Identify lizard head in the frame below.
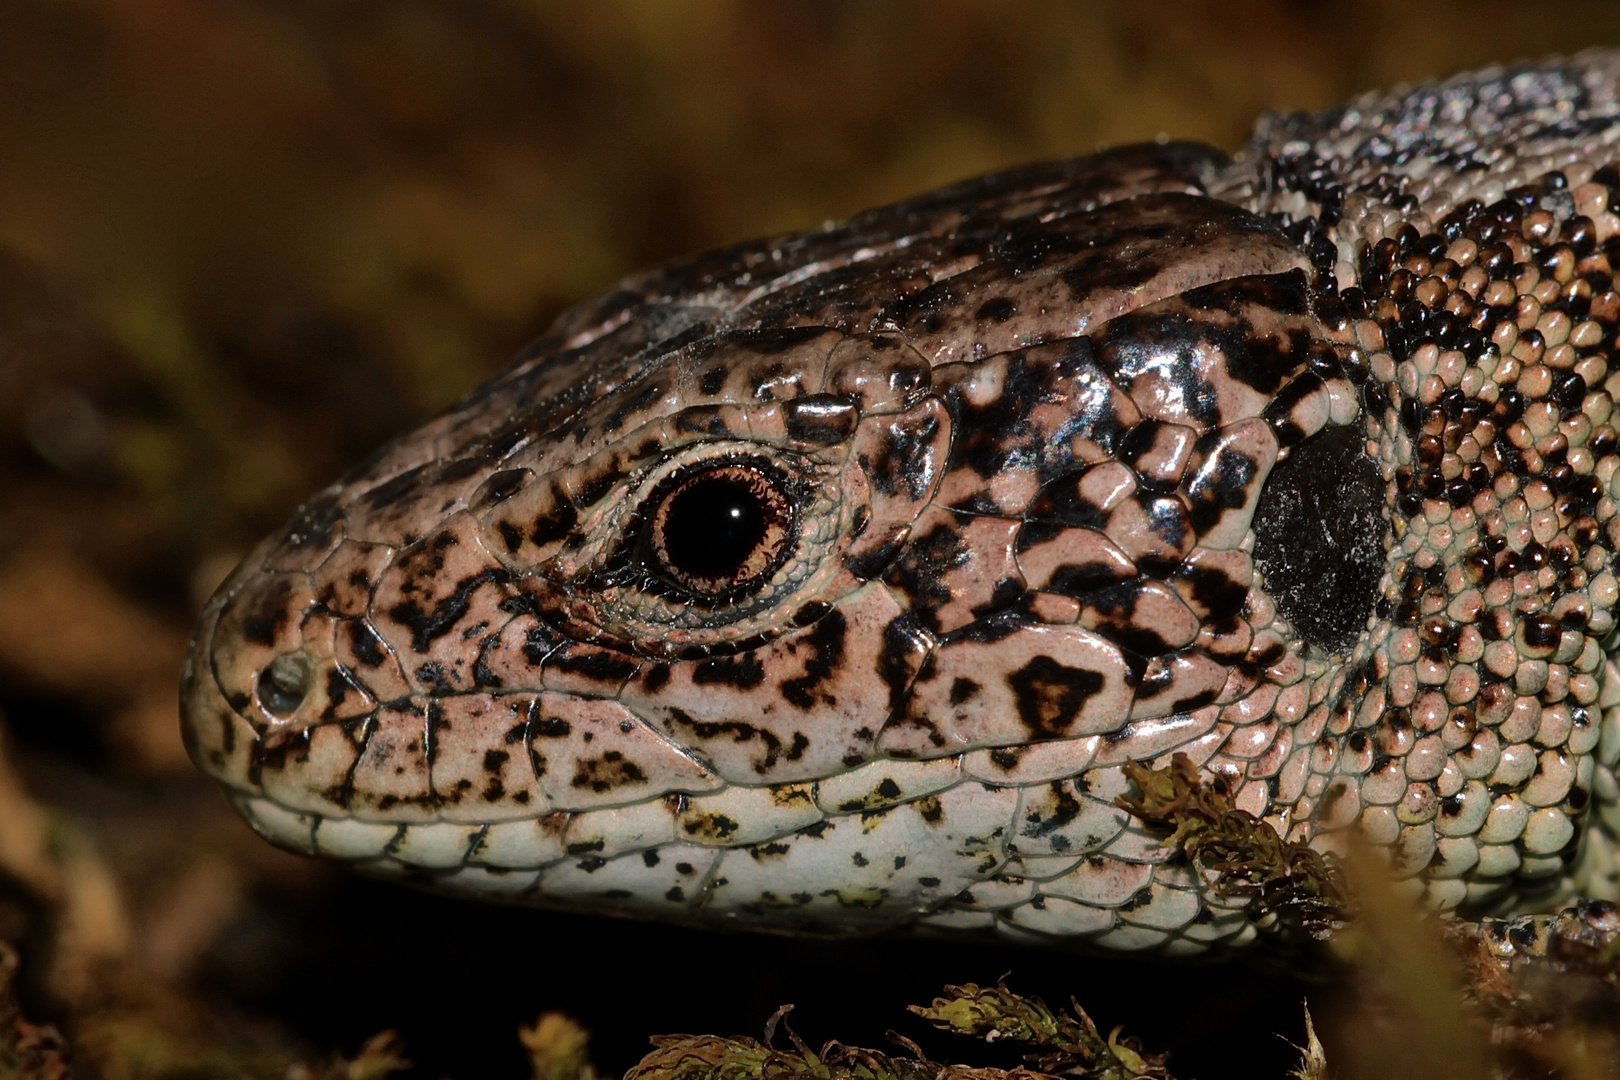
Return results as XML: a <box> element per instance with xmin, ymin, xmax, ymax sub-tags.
<box><xmin>183</xmin><ymin>56</ymin><xmax>1620</xmax><ymax>947</ymax></box>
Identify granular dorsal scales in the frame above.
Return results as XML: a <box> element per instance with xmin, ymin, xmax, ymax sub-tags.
<box><xmin>183</xmin><ymin>52</ymin><xmax>1620</xmax><ymax>954</ymax></box>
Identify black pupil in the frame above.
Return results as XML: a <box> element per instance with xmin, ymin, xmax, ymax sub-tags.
<box><xmin>662</xmin><ymin>475</ymin><xmax>767</xmax><ymax>582</ymax></box>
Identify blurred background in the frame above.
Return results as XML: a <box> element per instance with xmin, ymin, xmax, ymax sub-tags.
<box><xmin>3</xmin><ymin>2</ymin><xmax>1620</xmax><ymax>1078</ymax></box>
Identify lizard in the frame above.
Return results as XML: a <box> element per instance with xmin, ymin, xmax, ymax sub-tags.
<box><xmin>181</xmin><ymin>49</ymin><xmax>1620</xmax><ymax>958</ymax></box>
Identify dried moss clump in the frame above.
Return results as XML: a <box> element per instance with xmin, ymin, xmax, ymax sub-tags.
<box><xmin>283</xmin><ymin>1032</ymin><xmax>410</xmax><ymax>1080</ymax></box>
<box><xmin>0</xmin><ymin>943</ymin><xmax>70</xmax><ymax>1080</ymax></box>
<box><xmin>523</xmin><ymin>1014</ymin><xmax>601</xmax><ymax>1080</ymax></box>
<box><xmin>1446</xmin><ymin>903</ymin><xmax>1620</xmax><ymax>1077</ymax></box>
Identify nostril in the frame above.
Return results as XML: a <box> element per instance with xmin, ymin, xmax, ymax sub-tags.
<box><xmin>256</xmin><ymin>653</ymin><xmax>311</xmax><ymax>717</ymax></box>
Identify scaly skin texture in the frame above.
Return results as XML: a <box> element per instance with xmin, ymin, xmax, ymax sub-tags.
<box><xmin>184</xmin><ymin>52</ymin><xmax>1620</xmax><ymax>955</ymax></box>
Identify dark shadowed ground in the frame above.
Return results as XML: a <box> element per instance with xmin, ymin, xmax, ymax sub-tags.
<box><xmin>1</xmin><ymin>4</ymin><xmax>1618</xmax><ymax>1078</ymax></box>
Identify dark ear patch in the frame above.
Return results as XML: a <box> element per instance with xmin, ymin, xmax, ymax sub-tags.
<box><xmin>1252</xmin><ymin>423</ymin><xmax>1386</xmax><ymax>656</ymax></box>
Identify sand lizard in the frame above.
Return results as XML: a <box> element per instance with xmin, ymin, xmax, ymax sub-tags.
<box><xmin>183</xmin><ymin>51</ymin><xmax>1620</xmax><ymax>956</ymax></box>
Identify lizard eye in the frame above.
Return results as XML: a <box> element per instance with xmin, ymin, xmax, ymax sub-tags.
<box><xmin>646</xmin><ymin>460</ymin><xmax>797</xmax><ymax>600</ymax></box>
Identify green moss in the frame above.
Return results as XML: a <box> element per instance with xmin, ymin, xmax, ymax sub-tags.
<box><xmin>1118</xmin><ymin>753</ymin><xmax>1350</xmax><ymax>940</ymax></box>
<box><xmin>624</xmin><ymin>1005</ymin><xmax>940</xmax><ymax>1080</ymax></box>
<box><xmin>621</xmin><ymin>984</ymin><xmax>1178</xmax><ymax>1080</ymax></box>
<box><xmin>910</xmin><ymin>982</ymin><xmax>1170</xmax><ymax>1080</ymax></box>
